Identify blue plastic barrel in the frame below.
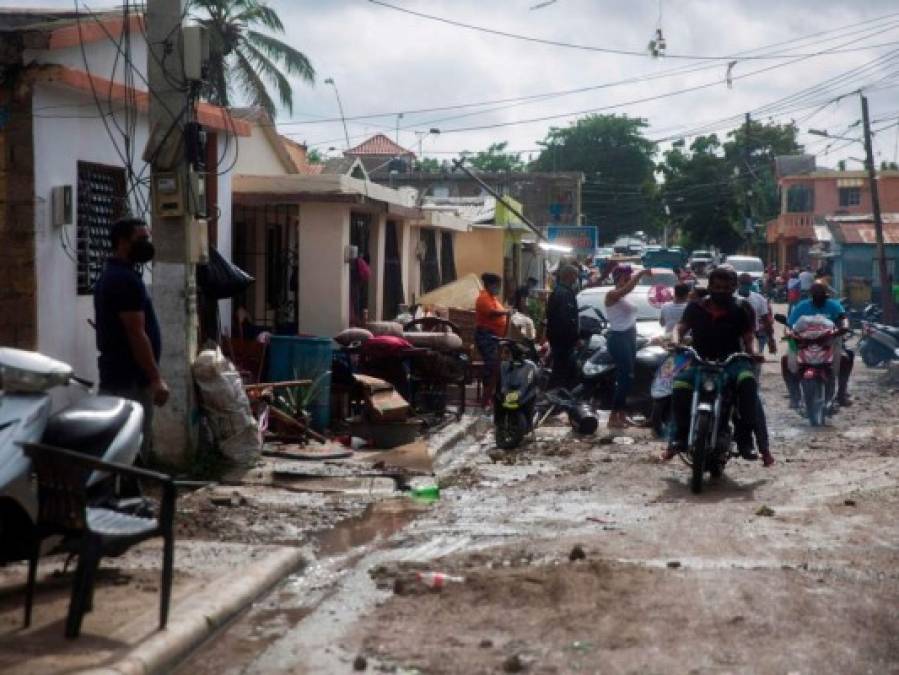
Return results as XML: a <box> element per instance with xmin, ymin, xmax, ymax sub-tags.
<box><xmin>267</xmin><ymin>336</ymin><xmax>333</xmax><ymax>431</ymax></box>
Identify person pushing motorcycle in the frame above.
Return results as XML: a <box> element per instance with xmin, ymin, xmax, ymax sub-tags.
<box><xmin>661</xmin><ymin>267</ymin><xmax>775</xmax><ymax>467</ymax></box>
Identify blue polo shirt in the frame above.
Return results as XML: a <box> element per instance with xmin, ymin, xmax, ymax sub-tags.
<box><xmin>787</xmin><ymin>298</ymin><xmax>846</xmax><ymax>327</ymax></box>
<box><xmin>93</xmin><ymin>258</ymin><xmax>161</xmax><ymax>388</ymax></box>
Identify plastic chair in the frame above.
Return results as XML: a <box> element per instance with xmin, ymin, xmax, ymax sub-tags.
<box><xmin>22</xmin><ymin>442</ymin><xmax>176</xmax><ymax>639</ymax></box>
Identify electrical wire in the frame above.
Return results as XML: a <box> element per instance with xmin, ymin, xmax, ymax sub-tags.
<box><xmin>368</xmin><ymin>0</ymin><xmax>899</xmax><ymax>61</ymax></box>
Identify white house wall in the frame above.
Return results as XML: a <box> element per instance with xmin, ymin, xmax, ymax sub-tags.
<box><xmin>25</xmin><ymin>32</ymin><xmax>149</xmax><ymax>87</ymax></box>
<box><xmin>232</xmin><ymin>125</ymin><xmax>290</xmax><ymax>175</ymax></box>
<box><xmin>297</xmin><ymin>202</ymin><xmax>350</xmax><ymax>337</ymax></box>
<box><xmin>31</xmin><ymin>83</ymin><xmax>151</xmax><ymax>383</ymax></box>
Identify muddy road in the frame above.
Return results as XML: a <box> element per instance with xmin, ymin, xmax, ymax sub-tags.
<box><xmin>177</xmin><ymin>352</ymin><xmax>899</xmax><ymax>674</ymax></box>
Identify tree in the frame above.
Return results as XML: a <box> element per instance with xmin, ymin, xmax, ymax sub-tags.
<box><xmin>417</xmin><ymin>157</ymin><xmax>442</xmax><ymax>173</ymax></box>
<box><xmin>190</xmin><ymin>0</ymin><xmax>315</xmax><ymax>118</ymax></box>
<box><xmin>460</xmin><ymin>142</ymin><xmax>525</xmax><ymax>172</ymax></box>
<box><xmin>532</xmin><ymin>115</ymin><xmax>659</xmax><ymax>240</ymax></box>
<box><xmin>306</xmin><ymin>148</ymin><xmax>323</xmax><ymax>164</ymax></box>
<box><xmin>659</xmin><ymin>135</ymin><xmax>743</xmax><ymax>252</ymax></box>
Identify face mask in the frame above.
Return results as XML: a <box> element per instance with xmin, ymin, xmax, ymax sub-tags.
<box><xmin>738</xmin><ymin>285</ymin><xmax>752</xmax><ymax>297</ymax></box>
<box><xmin>129</xmin><ymin>239</ymin><xmax>155</xmax><ymax>264</ymax></box>
<box><xmin>811</xmin><ymin>295</ymin><xmax>826</xmax><ymax>307</ymax></box>
<box><xmin>710</xmin><ymin>291</ymin><xmax>732</xmax><ymax>306</ymax></box>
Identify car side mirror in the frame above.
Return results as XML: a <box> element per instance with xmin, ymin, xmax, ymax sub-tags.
<box><xmin>774</xmin><ymin>313</ymin><xmax>787</xmax><ymax>325</ymax></box>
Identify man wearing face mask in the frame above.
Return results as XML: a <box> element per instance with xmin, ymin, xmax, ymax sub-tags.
<box><xmin>94</xmin><ymin>217</ymin><xmax>169</xmax><ymax>460</ymax></box>
<box><xmin>661</xmin><ymin>267</ymin><xmax>774</xmax><ymax>466</ymax></box>
<box><xmin>784</xmin><ymin>280</ymin><xmax>852</xmax><ymax>408</ymax></box>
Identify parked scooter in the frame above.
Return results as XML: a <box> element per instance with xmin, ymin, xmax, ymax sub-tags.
<box><xmin>780</xmin><ymin>315</ymin><xmax>846</xmax><ymax>426</ymax></box>
<box><xmin>494</xmin><ymin>339</ymin><xmax>540</xmax><ymax>450</ymax></box>
<box><xmin>858</xmin><ymin>320</ymin><xmax>899</xmax><ymax>367</ymax></box>
<box><xmin>0</xmin><ymin>348</ymin><xmax>144</xmax><ymax>563</ymax></box>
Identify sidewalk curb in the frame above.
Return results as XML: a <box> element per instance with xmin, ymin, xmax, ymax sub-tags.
<box><xmin>79</xmin><ymin>546</ymin><xmax>304</xmax><ymax>675</ymax></box>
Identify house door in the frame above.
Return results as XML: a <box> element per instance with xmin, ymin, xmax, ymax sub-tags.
<box><xmin>350</xmin><ymin>213</ymin><xmax>372</xmax><ymax>326</ymax></box>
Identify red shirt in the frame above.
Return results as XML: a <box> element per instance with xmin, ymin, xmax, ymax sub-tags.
<box><xmin>475</xmin><ymin>290</ymin><xmax>508</xmax><ymax>337</ymax></box>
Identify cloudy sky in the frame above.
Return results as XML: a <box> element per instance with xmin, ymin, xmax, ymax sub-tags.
<box><xmin>7</xmin><ymin>0</ymin><xmax>899</xmax><ymax>167</ymax></box>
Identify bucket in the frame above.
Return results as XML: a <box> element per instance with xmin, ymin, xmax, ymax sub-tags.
<box><xmin>267</xmin><ymin>336</ymin><xmax>333</xmax><ymax>431</ymax></box>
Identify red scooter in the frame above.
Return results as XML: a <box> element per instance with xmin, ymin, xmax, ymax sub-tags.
<box><xmin>781</xmin><ymin>315</ymin><xmax>846</xmax><ymax>427</ymax></box>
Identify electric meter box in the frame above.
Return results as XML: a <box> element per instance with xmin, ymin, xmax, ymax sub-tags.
<box><xmin>51</xmin><ymin>185</ymin><xmax>73</xmax><ymax>226</ymax></box>
<box><xmin>152</xmin><ymin>172</ymin><xmax>184</xmax><ymax>218</ymax></box>
<box><xmin>182</xmin><ymin>24</ymin><xmax>210</xmax><ymax>82</ymax></box>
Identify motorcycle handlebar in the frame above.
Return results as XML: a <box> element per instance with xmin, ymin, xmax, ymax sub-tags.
<box><xmin>675</xmin><ymin>346</ymin><xmax>757</xmax><ymax>367</ymax></box>
<box><xmin>71</xmin><ymin>375</ymin><xmax>94</xmax><ymax>388</ymax></box>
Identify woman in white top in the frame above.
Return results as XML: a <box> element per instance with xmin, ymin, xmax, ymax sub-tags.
<box><xmin>604</xmin><ymin>264</ymin><xmax>652</xmax><ymax>428</ymax></box>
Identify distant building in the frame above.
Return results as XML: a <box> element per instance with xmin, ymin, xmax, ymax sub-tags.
<box><xmin>765</xmin><ymin>155</ymin><xmax>899</xmax><ymax>270</ymax></box>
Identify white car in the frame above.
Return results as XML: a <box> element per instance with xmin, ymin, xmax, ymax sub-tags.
<box><xmin>723</xmin><ymin>255</ymin><xmax>765</xmax><ymax>283</ymax></box>
<box><xmin>577</xmin><ymin>268</ymin><xmax>678</xmax><ymax>338</ymax></box>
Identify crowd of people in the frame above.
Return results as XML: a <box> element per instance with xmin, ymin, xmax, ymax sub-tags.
<box><xmin>472</xmin><ymin>256</ymin><xmax>855</xmax><ymax>471</ymax></box>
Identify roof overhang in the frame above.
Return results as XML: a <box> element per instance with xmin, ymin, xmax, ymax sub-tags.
<box><xmin>233</xmin><ymin>173</ymin><xmax>421</xmax><ymax>217</ymax></box>
<box><xmin>26</xmin><ymin>64</ymin><xmax>251</xmax><ymax>136</ymax></box>
<box><xmin>409</xmin><ymin>208</ymin><xmax>471</xmax><ymax>232</ymax></box>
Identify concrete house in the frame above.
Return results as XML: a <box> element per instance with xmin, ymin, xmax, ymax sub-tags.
<box><xmin>229</xmin><ymin>122</ymin><xmax>469</xmax><ymax>338</ymax></box>
<box><xmin>0</xmin><ymin>9</ymin><xmax>246</xmax><ymax>381</ymax></box>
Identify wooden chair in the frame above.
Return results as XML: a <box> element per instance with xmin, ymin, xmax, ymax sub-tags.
<box><xmin>22</xmin><ymin>443</ymin><xmax>177</xmax><ymax>639</ymax></box>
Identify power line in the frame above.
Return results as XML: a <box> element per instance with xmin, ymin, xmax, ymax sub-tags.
<box><xmin>368</xmin><ymin>0</ymin><xmax>899</xmax><ymax>61</ymax></box>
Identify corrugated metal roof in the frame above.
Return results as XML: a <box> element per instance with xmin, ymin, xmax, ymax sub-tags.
<box><xmin>345</xmin><ymin>133</ymin><xmax>415</xmax><ymax>157</ymax></box>
<box><xmin>829</xmin><ymin>221</ymin><xmax>899</xmax><ymax>245</ymax></box>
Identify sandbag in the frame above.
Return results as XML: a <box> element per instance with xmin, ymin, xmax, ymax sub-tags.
<box><xmin>192</xmin><ymin>348</ymin><xmax>261</xmax><ymax>465</ymax></box>
<box><xmin>197</xmin><ymin>246</ymin><xmax>254</xmax><ymax>300</ymax></box>
<box><xmin>334</xmin><ymin>327</ymin><xmax>373</xmax><ymax>346</ymax></box>
<box><xmin>367</xmin><ymin>321</ymin><xmax>404</xmax><ymax>337</ymax></box>
<box><xmin>402</xmin><ymin>331</ymin><xmax>464</xmax><ymax>352</ymax></box>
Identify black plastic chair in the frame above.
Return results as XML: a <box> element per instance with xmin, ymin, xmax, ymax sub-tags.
<box><xmin>22</xmin><ymin>442</ymin><xmax>176</xmax><ymax>639</ymax></box>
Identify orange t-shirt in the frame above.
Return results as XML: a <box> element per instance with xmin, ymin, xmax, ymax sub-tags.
<box><xmin>475</xmin><ymin>289</ymin><xmax>508</xmax><ymax>337</ymax></box>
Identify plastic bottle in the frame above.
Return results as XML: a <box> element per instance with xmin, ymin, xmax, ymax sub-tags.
<box><xmin>417</xmin><ymin>571</ymin><xmax>465</xmax><ymax>589</ymax></box>
<box><xmin>410</xmin><ymin>484</ymin><xmax>440</xmax><ymax>502</ymax></box>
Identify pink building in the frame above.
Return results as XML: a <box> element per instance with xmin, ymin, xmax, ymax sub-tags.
<box><xmin>766</xmin><ymin>168</ymin><xmax>899</xmax><ymax>269</ymax></box>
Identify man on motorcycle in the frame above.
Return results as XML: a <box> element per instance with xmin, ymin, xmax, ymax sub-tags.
<box><xmin>783</xmin><ymin>281</ymin><xmax>853</xmax><ymax>408</ymax></box>
<box><xmin>661</xmin><ymin>267</ymin><xmax>774</xmax><ymax>467</ymax></box>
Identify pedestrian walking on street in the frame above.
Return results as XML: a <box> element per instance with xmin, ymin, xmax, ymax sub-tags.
<box><xmin>546</xmin><ymin>264</ymin><xmax>580</xmax><ymax>389</ymax></box>
<box><xmin>93</xmin><ymin>217</ymin><xmax>169</xmax><ymax>461</ymax></box>
<box><xmin>475</xmin><ymin>273</ymin><xmax>511</xmax><ymax>409</ymax></box>
<box><xmin>604</xmin><ymin>264</ymin><xmax>652</xmax><ymax>428</ymax></box>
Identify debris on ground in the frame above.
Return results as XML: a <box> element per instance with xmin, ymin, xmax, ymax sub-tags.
<box><xmin>353</xmin><ymin>654</ymin><xmax>368</xmax><ymax>671</ymax></box>
<box><xmin>568</xmin><ymin>544</ymin><xmax>586</xmax><ymax>561</ymax></box>
<box><xmin>755</xmin><ymin>505</ymin><xmax>776</xmax><ymax>517</ymax></box>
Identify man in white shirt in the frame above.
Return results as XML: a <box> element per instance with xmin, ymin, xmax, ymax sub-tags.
<box><xmin>737</xmin><ymin>273</ymin><xmax>776</xmax><ymax>354</ymax></box>
<box><xmin>659</xmin><ymin>283</ymin><xmax>690</xmax><ymax>336</ymax></box>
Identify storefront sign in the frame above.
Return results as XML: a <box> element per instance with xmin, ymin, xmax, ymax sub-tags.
<box><xmin>544</xmin><ymin>226</ymin><xmax>598</xmax><ymax>257</ymax></box>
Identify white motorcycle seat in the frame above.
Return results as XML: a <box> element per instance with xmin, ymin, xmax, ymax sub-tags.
<box><xmin>41</xmin><ymin>396</ymin><xmax>136</xmax><ymax>458</ymax></box>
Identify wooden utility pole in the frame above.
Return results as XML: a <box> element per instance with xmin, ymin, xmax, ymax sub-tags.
<box><xmin>860</xmin><ymin>92</ymin><xmax>896</xmax><ymax>324</ymax></box>
<box><xmin>743</xmin><ymin>112</ymin><xmax>754</xmax><ymax>256</ymax></box>
<box><xmin>147</xmin><ymin>0</ymin><xmax>198</xmax><ymax>464</ymax></box>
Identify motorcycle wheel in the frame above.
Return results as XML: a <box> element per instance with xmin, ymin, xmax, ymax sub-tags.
<box><xmin>690</xmin><ymin>410</ymin><xmax>712</xmax><ymax>495</ymax></box>
<box><xmin>801</xmin><ymin>378</ymin><xmax>825</xmax><ymax>426</ymax></box>
<box><xmin>495</xmin><ymin>410</ymin><xmax>526</xmax><ymax>450</ymax></box>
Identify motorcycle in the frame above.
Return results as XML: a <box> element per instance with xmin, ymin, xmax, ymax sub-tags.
<box><xmin>783</xmin><ymin>315</ymin><xmax>845</xmax><ymax>426</ymax></box>
<box><xmin>676</xmin><ymin>346</ymin><xmax>752</xmax><ymax>494</ymax></box>
<box><xmin>858</xmin><ymin>320</ymin><xmax>899</xmax><ymax>367</ymax></box>
<box><xmin>0</xmin><ymin>347</ymin><xmax>144</xmax><ymax>563</ymax></box>
<box><xmin>494</xmin><ymin>339</ymin><xmax>540</xmax><ymax>450</ymax></box>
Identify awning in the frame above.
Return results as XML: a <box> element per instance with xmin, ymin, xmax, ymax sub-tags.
<box><xmin>233</xmin><ymin>173</ymin><xmax>420</xmax><ymax>217</ymax></box>
<box><xmin>411</xmin><ymin>208</ymin><xmax>471</xmax><ymax>232</ymax></box>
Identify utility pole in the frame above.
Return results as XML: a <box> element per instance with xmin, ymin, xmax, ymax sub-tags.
<box><xmin>743</xmin><ymin>112</ymin><xmax>754</xmax><ymax>256</ymax></box>
<box><xmin>147</xmin><ymin>0</ymin><xmax>198</xmax><ymax>465</ymax></box>
<box><xmin>860</xmin><ymin>92</ymin><xmax>896</xmax><ymax>324</ymax></box>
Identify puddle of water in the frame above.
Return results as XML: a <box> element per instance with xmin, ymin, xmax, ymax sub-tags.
<box><xmin>314</xmin><ymin>498</ymin><xmax>430</xmax><ymax>556</ymax></box>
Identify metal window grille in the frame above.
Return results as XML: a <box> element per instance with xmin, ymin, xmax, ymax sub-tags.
<box><xmin>76</xmin><ymin>162</ymin><xmax>127</xmax><ymax>294</ymax></box>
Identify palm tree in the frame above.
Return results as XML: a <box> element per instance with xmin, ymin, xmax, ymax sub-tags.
<box><xmin>190</xmin><ymin>0</ymin><xmax>315</xmax><ymax>118</ymax></box>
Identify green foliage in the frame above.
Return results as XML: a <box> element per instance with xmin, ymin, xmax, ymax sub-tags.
<box><xmin>533</xmin><ymin>114</ymin><xmax>660</xmax><ymax>240</ymax></box>
<box><xmin>306</xmin><ymin>148</ymin><xmax>324</xmax><ymax>164</ymax></box>
<box><xmin>659</xmin><ymin>121</ymin><xmax>802</xmax><ymax>252</ymax></box>
<box><xmin>461</xmin><ymin>142</ymin><xmax>525</xmax><ymax>172</ymax></box>
<box><xmin>417</xmin><ymin>157</ymin><xmax>442</xmax><ymax>173</ymax></box>
<box><xmin>190</xmin><ymin>0</ymin><xmax>315</xmax><ymax>118</ymax></box>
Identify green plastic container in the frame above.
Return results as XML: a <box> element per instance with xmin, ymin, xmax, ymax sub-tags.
<box><xmin>411</xmin><ymin>484</ymin><xmax>440</xmax><ymax>503</ymax></box>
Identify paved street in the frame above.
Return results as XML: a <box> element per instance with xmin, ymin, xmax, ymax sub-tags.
<box><xmin>176</xmin><ymin>340</ymin><xmax>899</xmax><ymax>674</ymax></box>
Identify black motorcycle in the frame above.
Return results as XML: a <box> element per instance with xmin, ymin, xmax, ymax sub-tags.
<box><xmin>675</xmin><ymin>347</ymin><xmax>752</xmax><ymax>494</ymax></box>
<box><xmin>494</xmin><ymin>339</ymin><xmax>540</xmax><ymax>450</ymax></box>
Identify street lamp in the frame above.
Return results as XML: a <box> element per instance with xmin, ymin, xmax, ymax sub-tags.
<box><xmin>807</xmin><ymin>128</ymin><xmax>860</xmax><ymax>144</ymax></box>
<box><xmin>324</xmin><ymin>77</ymin><xmax>351</xmax><ymax>150</ymax></box>
<box><xmin>414</xmin><ymin>128</ymin><xmax>440</xmax><ymax>165</ymax></box>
